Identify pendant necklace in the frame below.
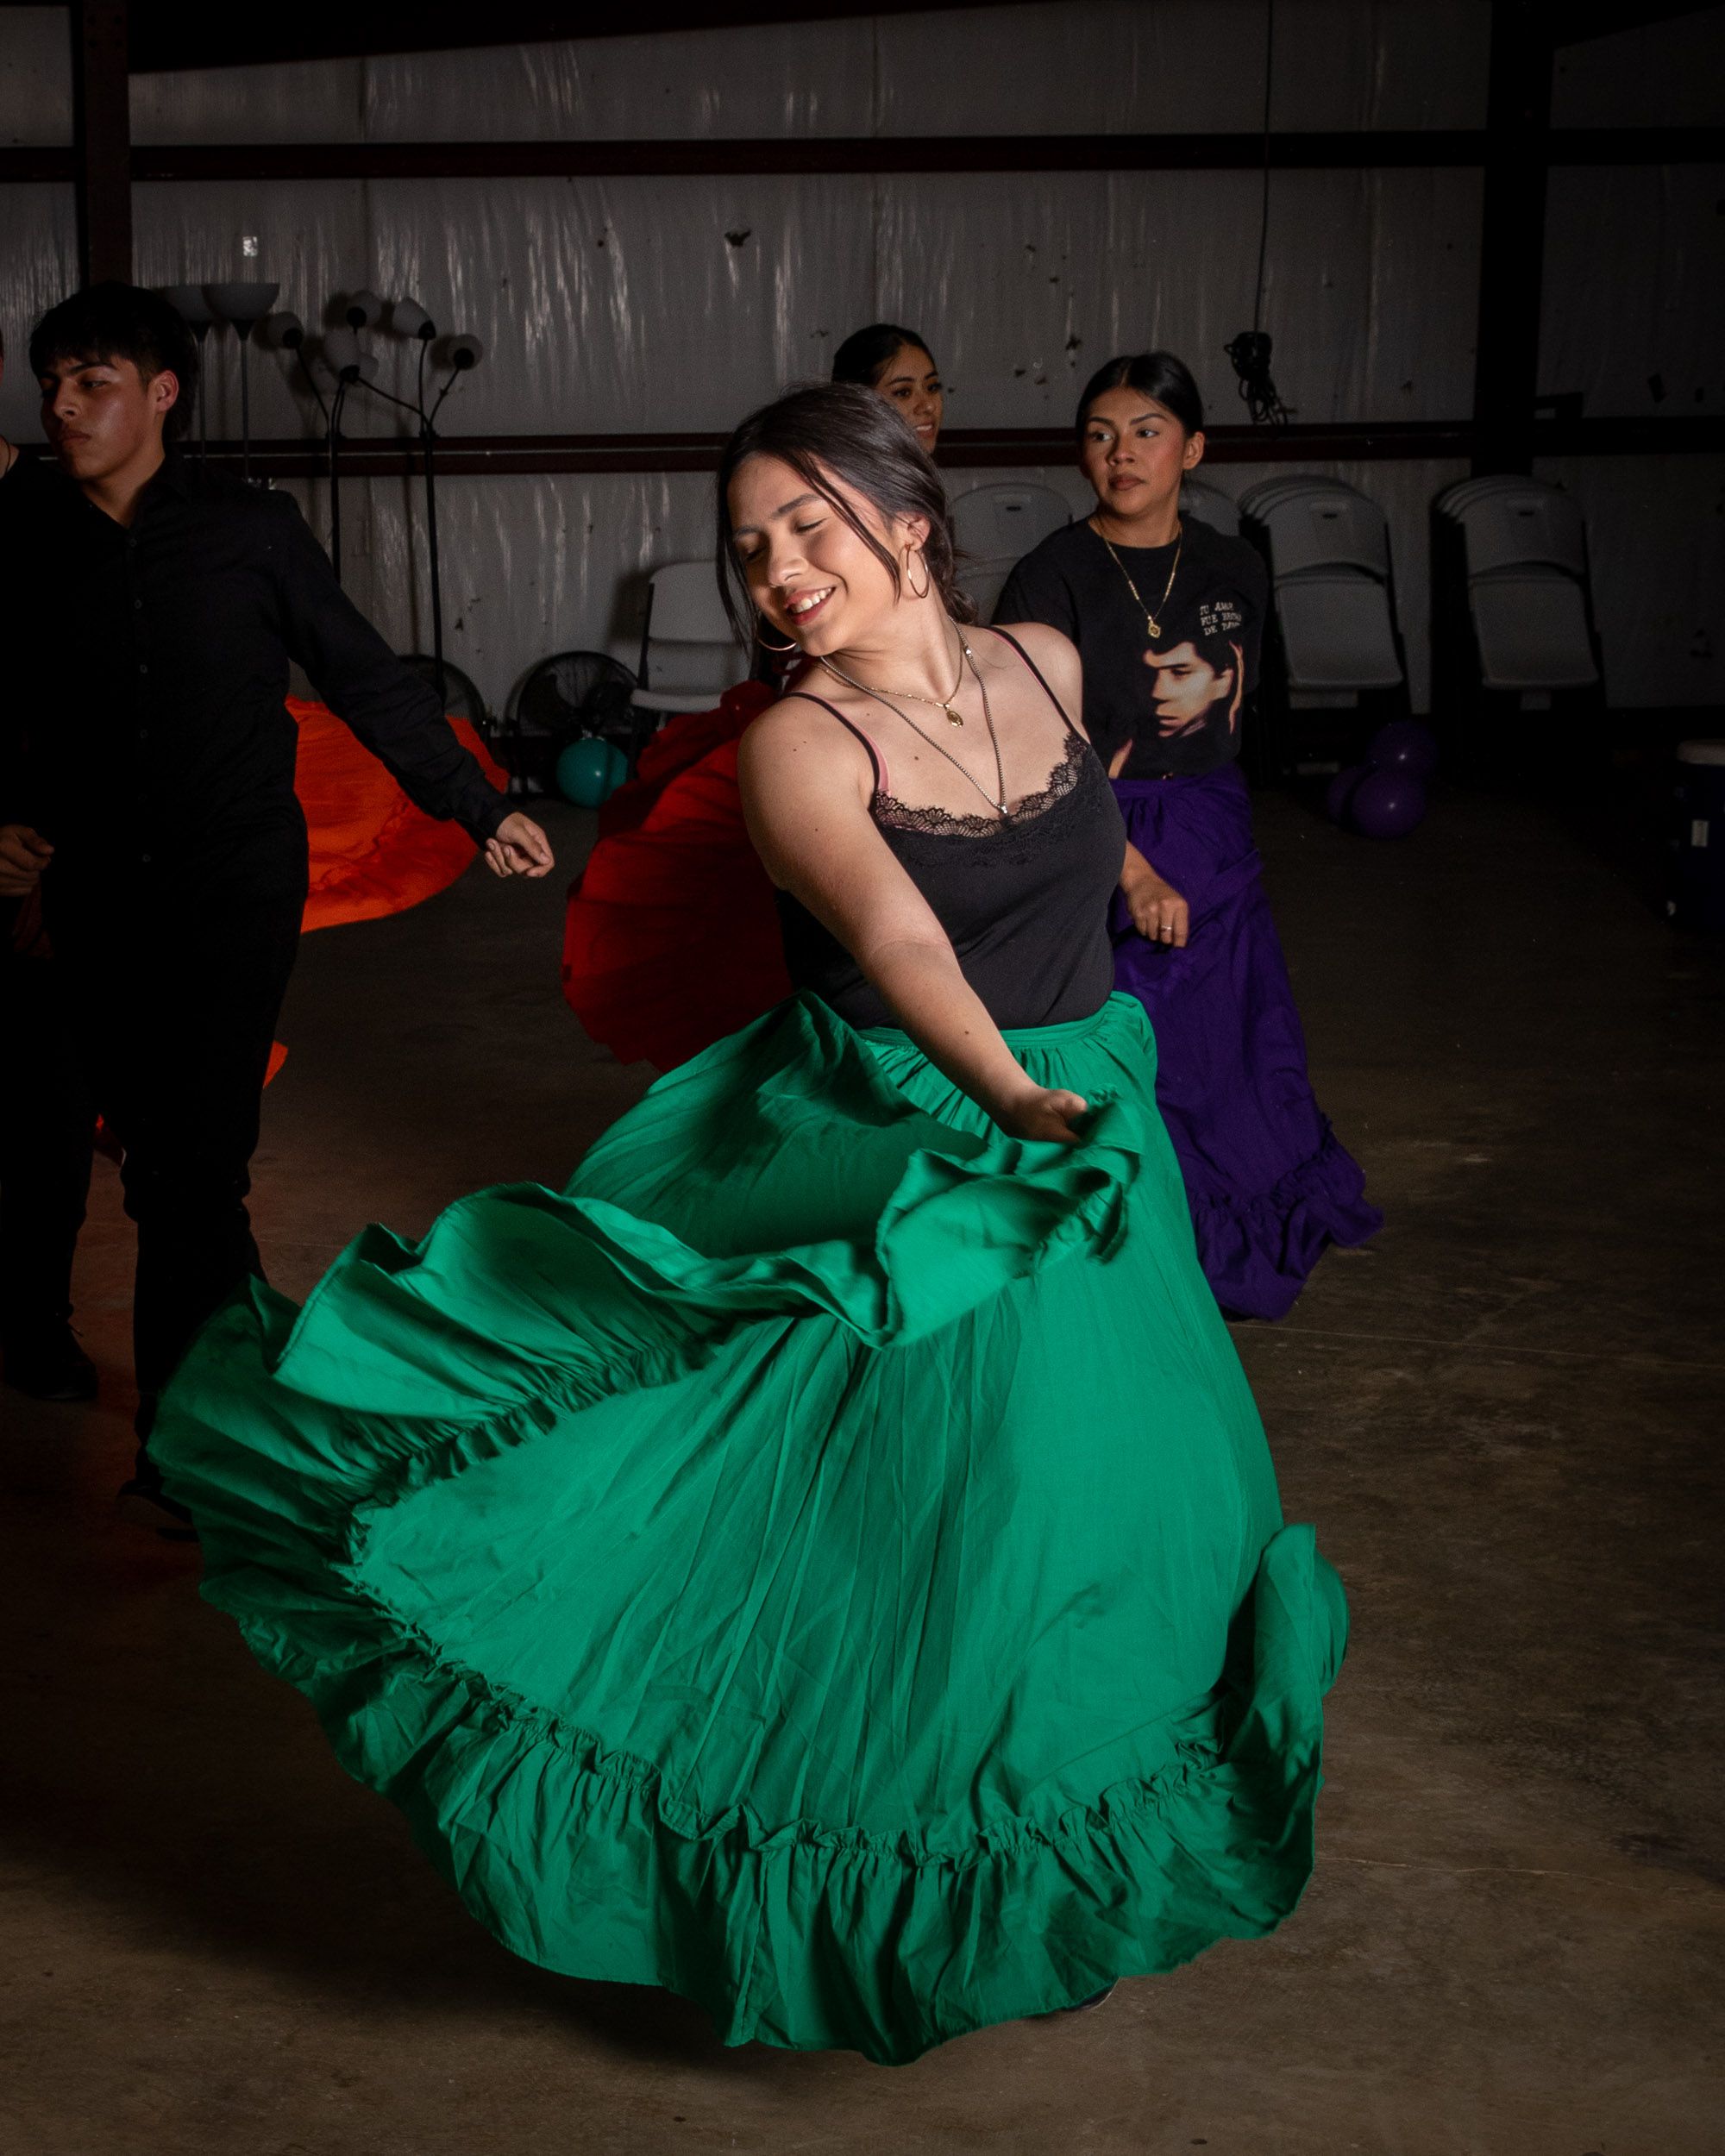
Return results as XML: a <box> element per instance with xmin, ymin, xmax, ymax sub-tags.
<box><xmin>824</xmin><ymin>642</ymin><xmax>1009</xmax><ymax>818</ymax></box>
<box><xmin>818</xmin><ymin>626</ymin><xmax>969</xmax><ymax>728</ymax></box>
<box><xmin>1093</xmin><ymin>517</ymin><xmax>1182</xmax><ymax>641</ymax></box>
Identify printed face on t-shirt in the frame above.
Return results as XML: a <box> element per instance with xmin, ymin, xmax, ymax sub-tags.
<box><xmin>1142</xmin><ymin>636</ymin><xmax>1244</xmax><ymax>738</ymax></box>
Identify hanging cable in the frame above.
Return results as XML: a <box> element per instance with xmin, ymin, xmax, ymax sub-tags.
<box><xmin>1226</xmin><ymin>0</ymin><xmax>1293</xmax><ymax>428</ymax></box>
<box><xmin>1252</xmin><ymin>0</ymin><xmax>1274</xmax><ymax>336</ymax></box>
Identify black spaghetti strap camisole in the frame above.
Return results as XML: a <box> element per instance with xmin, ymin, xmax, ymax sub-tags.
<box><xmin>775</xmin><ymin>630</ymin><xmax>1126</xmax><ymax>1032</ymax></box>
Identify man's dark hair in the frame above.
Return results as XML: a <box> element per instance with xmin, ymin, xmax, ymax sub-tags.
<box><xmin>831</xmin><ymin>322</ymin><xmax>936</xmax><ymax>391</ymax></box>
<box><xmin>28</xmin><ymin>283</ymin><xmax>199</xmax><ymax>442</ymax></box>
<box><xmin>1076</xmin><ymin>350</ymin><xmax>1205</xmax><ymax>440</ymax></box>
<box><xmin>715</xmin><ymin>382</ymin><xmax>974</xmax><ymax>640</ymax></box>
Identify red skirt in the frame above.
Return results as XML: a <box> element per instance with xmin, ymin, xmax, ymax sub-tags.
<box><xmin>561</xmin><ymin>683</ymin><xmax>789</xmax><ymax>1071</ymax></box>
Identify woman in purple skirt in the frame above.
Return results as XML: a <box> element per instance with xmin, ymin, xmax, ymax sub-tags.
<box><xmin>994</xmin><ymin>352</ymin><xmax>1379</xmax><ymax>1319</ymax></box>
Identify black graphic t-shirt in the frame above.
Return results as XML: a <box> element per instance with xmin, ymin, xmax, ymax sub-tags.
<box><xmin>994</xmin><ymin>515</ymin><xmax>1267</xmax><ymax>780</ymax></box>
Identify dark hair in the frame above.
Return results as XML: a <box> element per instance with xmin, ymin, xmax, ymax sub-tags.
<box><xmin>28</xmin><ymin>283</ymin><xmax>199</xmax><ymax>442</ymax></box>
<box><xmin>1076</xmin><ymin>350</ymin><xmax>1204</xmax><ymax>441</ymax></box>
<box><xmin>831</xmin><ymin>323</ymin><xmax>936</xmax><ymax>390</ymax></box>
<box><xmin>716</xmin><ymin>381</ymin><xmax>972</xmax><ymax>638</ymax></box>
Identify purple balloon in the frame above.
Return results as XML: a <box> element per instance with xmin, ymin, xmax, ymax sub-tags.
<box><xmin>1326</xmin><ymin>762</ymin><xmax>1369</xmax><ymax>824</ymax></box>
<box><xmin>1368</xmin><ymin>718</ymin><xmax>1439</xmax><ymax>781</ymax></box>
<box><xmin>1350</xmin><ymin>769</ymin><xmax>1427</xmax><ymax>839</ymax></box>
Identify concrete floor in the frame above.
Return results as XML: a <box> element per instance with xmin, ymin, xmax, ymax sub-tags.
<box><xmin>3</xmin><ymin>786</ymin><xmax>1721</xmax><ymax>2156</ymax></box>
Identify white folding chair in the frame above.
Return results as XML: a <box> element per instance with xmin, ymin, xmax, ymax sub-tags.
<box><xmin>1434</xmin><ymin>476</ymin><xmax>1598</xmax><ymax>693</ymax></box>
<box><xmin>1179</xmin><ymin>479</ymin><xmax>1241</xmax><ymax>537</ymax></box>
<box><xmin>953</xmin><ymin>483</ymin><xmax>1070</xmax><ymax>623</ymax></box>
<box><xmin>634</xmin><ymin>561</ymin><xmax>749</xmax><ymax>717</ymax></box>
<box><xmin>1243</xmin><ymin>477</ymin><xmax>1403</xmax><ymax>699</ymax></box>
<box><xmin>951</xmin><ymin>481</ymin><xmax>1071</xmax><ymax>567</ymax></box>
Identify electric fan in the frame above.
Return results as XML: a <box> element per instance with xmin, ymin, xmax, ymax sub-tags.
<box><xmin>505</xmin><ymin>651</ymin><xmax>640</xmax><ymax>795</ymax></box>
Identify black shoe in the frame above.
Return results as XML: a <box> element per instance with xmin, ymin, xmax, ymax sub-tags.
<box><xmin>2</xmin><ymin>1320</ymin><xmax>98</xmax><ymax>1403</ymax></box>
<box><xmin>116</xmin><ymin>1457</ymin><xmax>198</xmax><ymax>1542</ymax></box>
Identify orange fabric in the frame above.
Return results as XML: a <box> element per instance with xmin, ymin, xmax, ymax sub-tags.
<box><xmin>264</xmin><ymin>700</ymin><xmax>509</xmax><ymax>1081</ymax></box>
<box><xmin>292</xmin><ymin>697</ymin><xmax>508</xmax><ymax>932</ymax></box>
<box><xmin>562</xmin><ymin>682</ymin><xmax>788</xmax><ymax>1072</ymax></box>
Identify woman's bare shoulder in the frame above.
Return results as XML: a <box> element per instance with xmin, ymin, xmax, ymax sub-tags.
<box><xmin>984</xmin><ymin>619</ymin><xmax>1085</xmax><ymax>722</ymax></box>
<box><xmin>739</xmin><ymin>687</ymin><xmax>869</xmax><ymax>790</ymax></box>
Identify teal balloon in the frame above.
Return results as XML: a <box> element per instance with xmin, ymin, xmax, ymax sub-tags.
<box><xmin>556</xmin><ymin>736</ymin><xmax>619</xmax><ymax>807</ymax></box>
<box><xmin>605</xmin><ymin>741</ymin><xmax>630</xmax><ymax>793</ymax></box>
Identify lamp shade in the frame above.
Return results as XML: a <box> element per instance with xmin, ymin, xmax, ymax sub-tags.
<box><xmin>162</xmin><ymin>283</ymin><xmax>215</xmax><ymax>327</ymax></box>
<box><xmin>321</xmin><ymin>327</ymin><xmax>377</xmax><ymax>384</ymax></box>
<box><xmin>204</xmin><ymin>280</ymin><xmax>280</xmax><ymax>331</ymax></box>
<box><xmin>439</xmin><ymin>332</ymin><xmax>485</xmax><ymax>371</ymax></box>
<box><xmin>343</xmin><ymin>289</ymin><xmax>385</xmax><ymax>329</ymax></box>
<box><xmin>261</xmin><ymin>310</ymin><xmax>304</xmax><ymax>350</ymax></box>
<box><xmin>391</xmin><ymin>298</ymin><xmax>436</xmax><ymax>340</ymax></box>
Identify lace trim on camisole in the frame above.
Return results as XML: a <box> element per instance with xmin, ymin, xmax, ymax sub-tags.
<box><xmin>872</xmin><ymin>728</ymin><xmax>1089</xmax><ymax>837</ymax></box>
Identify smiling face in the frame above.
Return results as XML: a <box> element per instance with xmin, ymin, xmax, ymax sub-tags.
<box><xmin>1080</xmin><ymin>385</ymin><xmax>1201</xmax><ymax>527</ymax></box>
<box><xmin>39</xmin><ymin>349</ymin><xmax>177</xmax><ymax>487</ymax></box>
<box><xmin>728</xmin><ymin>452</ymin><xmax>928</xmax><ymax>656</ymax></box>
<box><xmin>871</xmin><ymin>343</ymin><xmax>943</xmax><ymax>455</ymax></box>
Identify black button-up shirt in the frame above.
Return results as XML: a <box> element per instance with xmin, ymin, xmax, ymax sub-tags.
<box><xmin>2</xmin><ymin>450</ymin><xmax>506</xmax><ymax>911</ymax></box>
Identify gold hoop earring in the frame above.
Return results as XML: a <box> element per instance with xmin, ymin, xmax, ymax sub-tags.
<box><xmin>904</xmin><ymin>547</ymin><xmax>932</xmax><ymax>601</ymax></box>
<box><xmin>754</xmin><ymin>617</ymin><xmax>799</xmax><ymax>654</ymax></box>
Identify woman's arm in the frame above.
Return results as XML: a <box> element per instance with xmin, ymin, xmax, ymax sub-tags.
<box><xmin>738</xmin><ymin>704</ymin><xmax>1088</xmax><ymax>1143</ymax></box>
<box><xmin>998</xmin><ymin>623</ymin><xmax>1189</xmax><ymax>950</ymax></box>
<box><xmin>1120</xmin><ymin>843</ymin><xmax>1189</xmax><ymax>947</ymax></box>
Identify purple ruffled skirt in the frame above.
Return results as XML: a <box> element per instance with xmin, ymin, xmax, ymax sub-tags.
<box><xmin>1111</xmin><ymin>762</ymin><xmax>1381</xmax><ymax>1320</ymax></box>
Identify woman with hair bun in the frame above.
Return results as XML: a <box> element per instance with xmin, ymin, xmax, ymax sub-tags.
<box><xmin>995</xmin><ymin>351</ymin><xmax>1380</xmax><ymax>1321</ymax></box>
<box><xmin>155</xmin><ymin>381</ymin><xmax>1346</xmax><ymax>2066</ymax></box>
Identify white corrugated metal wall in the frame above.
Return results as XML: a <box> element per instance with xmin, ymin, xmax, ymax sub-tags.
<box><xmin>2</xmin><ymin>2</ymin><xmax>1719</xmax><ymax>715</ymax></box>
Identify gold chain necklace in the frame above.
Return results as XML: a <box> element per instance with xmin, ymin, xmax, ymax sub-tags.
<box><xmin>817</xmin><ymin>628</ymin><xmax>969</xmax><ymax>728</ymax></box>
<box><xmin>1093</xmin><ymin>517</ymin><xmax>1182</xmax><ymax>641</ymax></box>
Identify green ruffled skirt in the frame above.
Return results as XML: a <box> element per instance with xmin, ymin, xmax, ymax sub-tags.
<box><xmin>154</xmin><ymin>990</ymin><xmax>1346</xmax><ymax>2064</ymax></box>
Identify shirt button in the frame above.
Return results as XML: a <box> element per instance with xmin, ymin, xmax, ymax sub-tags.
<box><xmin>141</xmin><ymin>852</ymin><xmax>153</xmax><ymax>864</ymax></box>
<box><xmin>138</xmin><ymin>728</ymin><xmax>149</xmax><ymax>741</ymax></box>
<box><xmin>137</xmin><ymin>661</ymin><xmax>148</xmax><ymax>675</ymax></box>
<box><xmin>133</xmin><ymin>598</ymin><xmax>143</xmax><ymax>612</ymax></box>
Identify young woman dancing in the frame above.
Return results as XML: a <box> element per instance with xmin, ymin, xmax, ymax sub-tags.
<box><xmin>561</xmin><ymin>325</ymin><xmax>944</xmax><ymax>1066</ymax></box>
<box><xmin>996</xmin><ymin>352</ymin><xmax>1381</xmax><ymax>1320</ymax></box>
<box><xmin>156</xmin><ymin>385</ymin><xmax>1345</xmax><ymax>2064</ymax></box>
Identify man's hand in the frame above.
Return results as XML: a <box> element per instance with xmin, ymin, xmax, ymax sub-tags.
<box><xmin>1120</xmin><ymin>848</ymin><xmax>1189</xmax><ymax>948</ymax></box>
<box><xmin>483</xmin><ymin>812</ymin><xmax>555</xmax><ymax>880</ymax></box>
<box><xmin>0</xmin><ymin>824</ymin><xmax>53</xmax><ymax>898</ymax></box>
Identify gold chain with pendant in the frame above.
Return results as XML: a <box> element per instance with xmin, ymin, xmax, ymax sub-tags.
<box><xmin>1094</xmin><ymin>518</ymin><xmax>1183</xmax><ymax>641</ymax></box>
<box><xmin>818</xmin><ymin>626</ymin><xmax>969</xmax><ymax>728</ymax></box>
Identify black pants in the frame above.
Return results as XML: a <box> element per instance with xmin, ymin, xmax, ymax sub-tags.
<box><xmin>0</xmin><ymin>939</ymin><xmax>97</xmax><ymax>1340</ymax></box>
<box><xmin>53</xmin><ymin>881</ymin><xmax>303</xmax><ymax>1431</ymax></box>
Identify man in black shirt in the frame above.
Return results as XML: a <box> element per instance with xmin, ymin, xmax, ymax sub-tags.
<box><xmin>0</xmin><ymin>285</ymin><xmax>554</xmax><ymax>1524</ymax></box>
<box><xmin>0</xmin><ymin>324</ymin><xmax>98</xmax><ymax>1404</ymax></box>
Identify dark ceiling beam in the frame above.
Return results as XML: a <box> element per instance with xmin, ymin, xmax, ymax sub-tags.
<box><xmin>71</xmin><ymin>0</ymin><xmax>133</xmax><ymax>285</ymax></box>
<box><xmin>107</xmin><ymin>126</ymin><xmax>1724</xmax><ymax>183</ymax></box>
<box><xmin>122</xmin><ymin>0</ymin><xmax>1033</xmax><ymax>73</ymax></box>
<box><xmin>173</xmin><ymin>416</ymin><xmax>1722</xmax><ymax>484</ymax></box>
<box><xmin>1551</xmin><ymin>0</ymin><xmax>1721</xmax><ymax>43</ymax></box>
<box><xmin>1471</xmin><ymin>1</ymin><xmax>1553</xmax><ymax>477</ymax></box>
<box><xmin>6</xmin><ymin>125</ymin><xmax>1718</xmax><ymax>189</ymax></box>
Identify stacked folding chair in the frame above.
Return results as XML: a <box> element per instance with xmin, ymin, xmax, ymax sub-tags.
<box><xmin>1178</xmin><ymin>477</ymin><xmax>1242</xmax><ymax>537</ymax></box>
<box><xmin>1431</xmin><ymin>476</ymin><xmax>1603</xmax><ymax>773</ymax></box>
<box><xmin>953</xmin><ymin>482</ymin><xmax>1071</xmax><ymax>624</ymax></box>
<box><xmin>1239</xmin><ymin>475</ymin><xmax>1409</xmax><ymax>776</ymax></box>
